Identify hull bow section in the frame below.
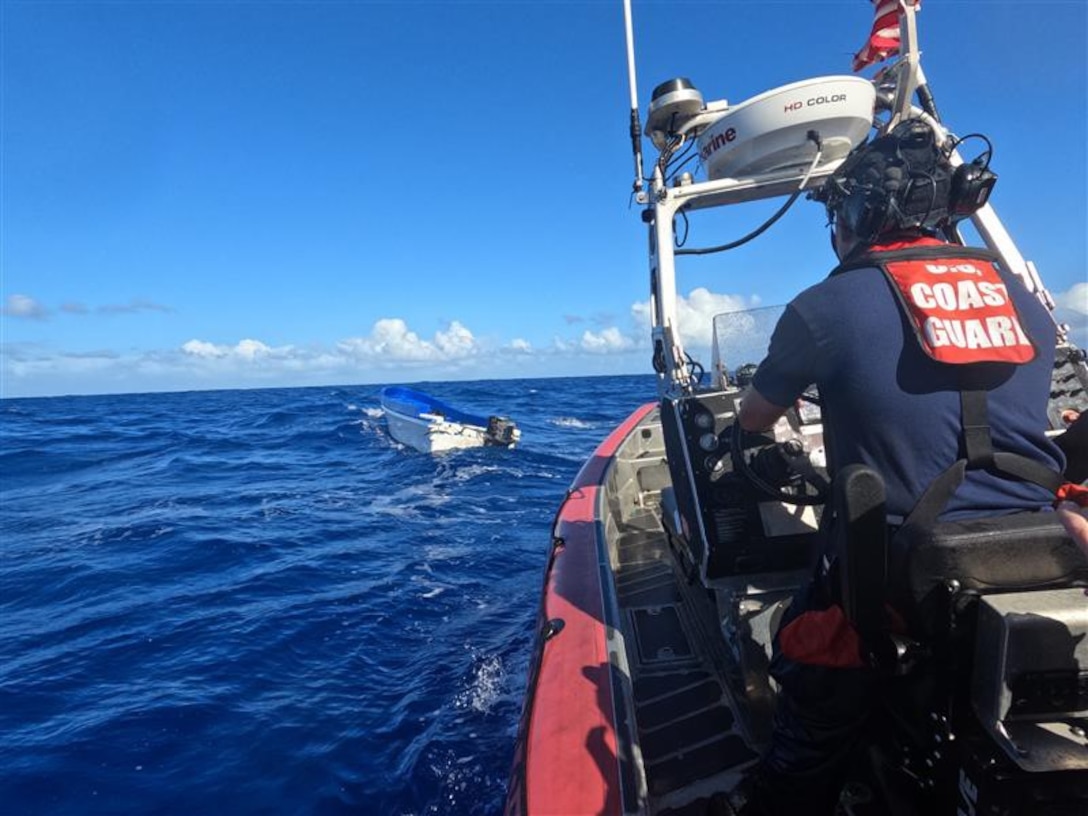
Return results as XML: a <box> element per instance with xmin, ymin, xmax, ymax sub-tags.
<box><xmin>507</xmin><ymin>404</ymin><xmax>756</xmax><ymax>816</ymax></box>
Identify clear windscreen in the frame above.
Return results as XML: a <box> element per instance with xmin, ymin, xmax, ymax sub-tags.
<box><xmin>710</xmin><ymin>305</ymin><xmax>785</xmax><ymax>389</ymax></box>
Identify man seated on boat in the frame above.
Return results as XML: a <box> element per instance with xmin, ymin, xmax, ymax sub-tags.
<box><xmin>731</xmin><ymin>119</ymin><xmax>1066</xmax><ymax>815</ymax></box>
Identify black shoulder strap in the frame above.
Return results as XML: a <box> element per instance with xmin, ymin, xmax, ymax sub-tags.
<box><xmin>901</xmin><ymin>459</ymin><xmax>968</xmax><ymax>530</ymax></box>
<box><xmin>901</xmin><ymin>370</ymin><xmax>1062</xmax><ymax>529</ymax></box>
<box><xmin>958</xmin><ymin>365</ymin><xmax>1062</xmax><ymax>496</ymax></box>
<box><xmin>829</xmin><ymin>245</ymin><xmax>1003</xmax><ymax>278</ymax></box>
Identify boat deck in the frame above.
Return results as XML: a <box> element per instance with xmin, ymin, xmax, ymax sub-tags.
<box><xmin>604</xmin><ymin>417</ymin><xmax>760</xmax><ymax>814</ymax></box>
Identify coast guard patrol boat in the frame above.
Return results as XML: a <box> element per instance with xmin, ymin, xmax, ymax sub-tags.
<box><xmin>506</xmin><ymin>2</ymin><xmax>1088</xmax><ymax>814</ymax></box>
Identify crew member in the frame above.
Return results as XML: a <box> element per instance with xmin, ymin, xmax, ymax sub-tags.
<box><xmin>731</xmin><ymin>119</ymin><xmax>1065</xmax><ymax>815</ymax></box>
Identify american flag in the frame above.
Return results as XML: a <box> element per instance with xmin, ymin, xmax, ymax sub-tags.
<box><xmin>852</xmin><ymin>0</ymin><xmax>919</xmax><ymax>72</ymax></box>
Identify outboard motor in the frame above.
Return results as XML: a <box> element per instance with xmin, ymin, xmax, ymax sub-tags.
<box><xmin>486</xmin><ymin>416</ymin><xmax>519</xmax><ymax>446</ymax></box>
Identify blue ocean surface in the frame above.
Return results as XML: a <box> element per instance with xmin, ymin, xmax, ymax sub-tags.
<box><xmin>0</xmin><ymin>375</ymin><xmax>655</xmax><ymax>815</ymax></box>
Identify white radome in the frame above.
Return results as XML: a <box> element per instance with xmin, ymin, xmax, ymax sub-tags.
<box><xmin>697</xmin><ymin>76</ymin><xmax>876</xmax><ymax>180</ymax></box>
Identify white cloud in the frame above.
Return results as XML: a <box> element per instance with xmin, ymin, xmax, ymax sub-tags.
<box><xmin>1053</xmin><ymin>282</ymin><xmax>1088</xmax><ymax>348</ymax></box>
<box><xmin>3</xmin><ymin>299</ymin><xmax>765</xmax><ymax>398</ymax></box>
<box><xmin>2</xmin><ymin>315</ymin><xmax>503</xmax><ymax>397</ymax></box>
<box><xmin>631</xmin><ymin>287</ymin><xmax>760</xmax><ymax>348</ymax></box>
<box><xmin>235</xmin><ymin>339</ymin><xmax>272</xmax><ymax>359</ymax></box>
<box><xmin>3</xmin><ymin>294</ymin><xmax>48</xmax><ymax>320</ymax></box>
<box><xmin>181</xmin><ymin>338</ymin><xmax>287</xmax><ymax>360</ymax></box>
<box><xmin>98</xmin><ymin>298</ymin><xmax>172</xmax><ymax>315</ymax></box>
<box><xmin>580</xmin><ymin>326</ymin><xmax>635</xmax><ymax>353</ymax></box>
<box><xmin>338</xmin><ymin>318</ymin><xmax>480</xmax><ymax>362</ymax></box>
<box><xmin>3</xmin><ymin>295</ymin><xmax>173</xmax><ymax>319</ymax></box>
<box><xmin>681</xmin><ymin>289</ymin><xmax>763</xmax><ymax>346</ymax></box>
<box><xmin>180</xmin><ymin>320</ymin><xmax>482</xmax><ymax>376</ymax></box>
<box><xmin>434</xmin><ymin>321</ymin><xmax>476</xmax><ymax>356</ymax></box>
<box><xmin>549</xmin><ymin>288</ymin><xmax>765</xmax><ymax>359</ymax></box>
<box><xmin>1054</xmin><ymin>282</ymin><xmax>1088</xmax><ymax>315</ymax></box>
<box><xmin>181</xmin><ymin>339</ymin><xmax>228</xmax><ymax>359</ymax></box>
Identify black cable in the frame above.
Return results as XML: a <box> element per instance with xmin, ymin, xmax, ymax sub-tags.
<box><xmin>674</xmin><ymin>208</ymin><xmax>691</xmax><ymax>248</ymax></box>
<box><xmin>666</xmin><ymin>151</ymin><xmax>700</xmax><ymax>184</ymax></box>
<box><xmin>675</xmin><ymin>209</ymin><xmax>690</xmax><ymax>248</ymax></box>
<box><xmin>675</xmin><ymin>187</ymin><xmax>805</xmax><ymax>255</ymax></box>
<box><xmin>894</xmin><ymin>166</ymin><xmax>940</xmax><ymax>234</ymax></box>
<box><xmin>916</xmin><ymin>84</ymin><xmax>942</xmax><ymax>123</ymax></box>
<box><xmin>665</xmin><ymin>139</ymin><xmax>697</xmax><ymax>177</ymax></box>
<box><xmin>683</xmin><ymin>352</ymin><xmax>704</xmax><ymax>386</ymax></box>
<box><xmin>947</xmin><ymin>132</ymin><xmax>993</xmax><ymax>169</ymax></box>
<box><xmin>657</xmin><ymin>135</ymin><xmax>684</xmax><ymax>182</ymax></box>
<box><xmin>676</xmin><ymin>132</ymin><xmax>822</xmax><ymax>256</ymax></box>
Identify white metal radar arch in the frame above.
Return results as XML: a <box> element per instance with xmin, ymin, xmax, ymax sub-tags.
<box><xmin>621</xmin><ymin>0</ymin><xmax>1057</xmax><ymax>397</ymax></box>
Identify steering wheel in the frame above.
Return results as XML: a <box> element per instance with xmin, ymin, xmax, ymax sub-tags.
<box><xmin>730</xmin><ymin>420</ymin><xmax>829</xmax><ymax>506</ymax></box>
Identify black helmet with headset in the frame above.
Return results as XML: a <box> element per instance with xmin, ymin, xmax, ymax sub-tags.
<box><xmin>813</xmin><ymin>118</ymin><xmax>997</xmax><ymax>245</ymax></box>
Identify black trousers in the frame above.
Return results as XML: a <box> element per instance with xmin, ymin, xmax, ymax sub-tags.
<box><xmin>751</xmin><ymin>580</ymin><xmax>877</xmax><ymax>816</ymax></box>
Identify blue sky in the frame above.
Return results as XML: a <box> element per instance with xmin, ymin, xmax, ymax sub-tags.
<box><xmin>2</xmin><ymin>0</ymin><xmax>1085</xmax><ymax>398</ymax></box>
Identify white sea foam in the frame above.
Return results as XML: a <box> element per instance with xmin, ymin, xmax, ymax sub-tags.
<box><xmin>448</xmin><ymin>464</ymin><xmax>503</xmax><ymax>482</ymax></box>
<box><xmin>422</xmin><ymin>542</ymin><xmax>471</xmax><ymax>562</ymax></box>
<box><xmin>550</xmin><ymin>416</ymin><xmax>592</xmax><ymax>429</ymax></box>
<box><xmin>455</xmin><ymin>652</ymin><xmax>505</xmax><ymax>714</ymax></box>
<box><xmin>368</xmin><ymin>484</ymin><xmax>453</xmax><ymax>519</ymax></box>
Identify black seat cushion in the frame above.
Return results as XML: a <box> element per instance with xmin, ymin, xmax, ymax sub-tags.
<box><xmin>889</xmin><ymin>511</ymin><xmax>1088</xmax><ymax>634</ymax></box>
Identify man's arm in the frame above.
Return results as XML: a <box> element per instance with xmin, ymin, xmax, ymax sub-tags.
<box><xmin>739</xmin><ymin>303</ymin><xmax>823</xmax><ymax>433</ymax></box>
<box><xmin>1056</xmin><ymin>504</ymin><xmax>1088</xmax><ymax>591</ymax></box>
<box><xmin>738</xmin><ymin>387</ymin><xmax>790</xmax><ymax>432</ymax></box>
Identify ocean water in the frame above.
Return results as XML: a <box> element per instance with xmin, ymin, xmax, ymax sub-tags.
<box><xmin>0</xmin><ymin>375</ymin><xmax>655</xmax><ymax>815</ymax></box>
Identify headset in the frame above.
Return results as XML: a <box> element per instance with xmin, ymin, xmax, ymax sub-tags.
<box><xmin>814</xmin><ymin>119</ymin><xmax>997</xmax><ymax>244</ymax></box>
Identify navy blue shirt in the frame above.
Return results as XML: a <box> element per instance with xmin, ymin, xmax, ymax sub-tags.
<box><xmin>752</xmin><ymin>256</ymin><xmax>1064</xmax><ymax>521</ymax></box>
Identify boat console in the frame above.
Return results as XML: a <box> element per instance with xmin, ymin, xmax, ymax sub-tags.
<box><xmin>660</xmin><ymin>388</ymin><xmax>822</xmax><ymax>584</ymax></box>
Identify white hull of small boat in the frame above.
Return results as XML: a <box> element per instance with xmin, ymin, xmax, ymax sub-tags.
<box><xmin>380</xmin><ymin>386</ymin><xmax>520</xmax><ymax>454</ymax></box>
<box><xmin>383</xmin><ymin>406</ymin><xmax>509</xmax><ymax>453</ymax></box>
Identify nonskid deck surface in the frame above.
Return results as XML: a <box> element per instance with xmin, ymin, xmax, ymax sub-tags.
<box><xmin>611</xmin><ymin>504</ymin><xmax>757</xmax><ymax>813</ymax></box>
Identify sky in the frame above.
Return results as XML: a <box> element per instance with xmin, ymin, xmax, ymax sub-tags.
<box><xmin>2</xmin><ymin>0</ymin><xmax>1085</xmax><ymax>398</ymax></box>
